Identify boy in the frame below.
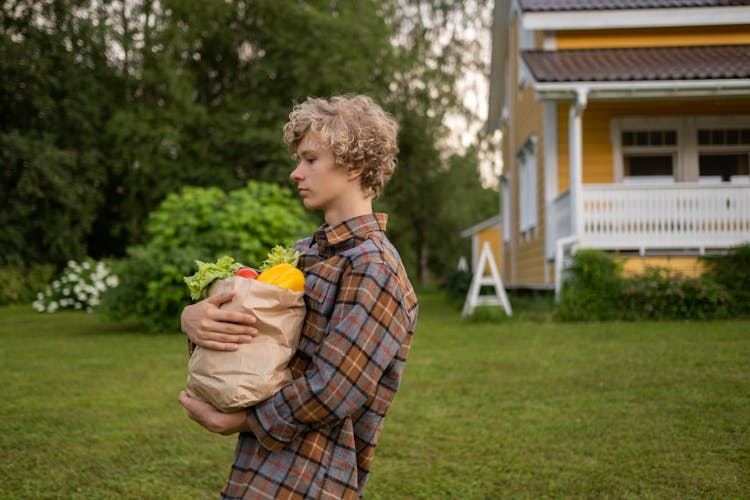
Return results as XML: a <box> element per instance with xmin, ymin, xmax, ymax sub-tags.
<box><xmin>179</xmin><ymin>95</ymin><xmax>418</xmax><ymax>499</ymax></box>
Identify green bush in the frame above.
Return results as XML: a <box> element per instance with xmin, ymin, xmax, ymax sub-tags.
<box><xmin>441</xmin><ymin>268</ymin><xmax>472</xmax><ymax>302</ymax></box>
<box><xmin>464</xmin><ymin>305</ymin><xmax>510</xmax><ymax>323</ymax></box>
<box><xmin>32</xmin><ymin>259</ymin><xmax>119</xmax><ymax>313</ymax></box>
<box><xmin>101</xmin><ymin>181</ymin><xmax>317</xmax><ymax>332</ymax></box>
<box><xmin>0</xmin><ymin>264</ymin><xmax>55</xmax><ymax>305</ymax></box>
<box><xmin>556</xmin><ymin>249</ymin><xmax>625</xmax><ymax>321</ymax></box>
<box><xmin>622</xmin><ymin>266</ymin><xmax>730</xmax><ymax>321</ymax></box>
<box><xmin>703</xmin><ymin>243</ymin><xmax>750</xmax><ymax>317</ymax></box>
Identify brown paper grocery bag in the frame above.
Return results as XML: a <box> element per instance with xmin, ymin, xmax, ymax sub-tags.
<box><xmin>185</xmin><ymin>276</ymin><xmax>305</xmax><ymax>412</ymax></box>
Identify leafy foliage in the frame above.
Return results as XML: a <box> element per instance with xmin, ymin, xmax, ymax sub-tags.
<box><xmin>622</xmin><ymin>267</ymin><xmax>730</xmax><ymax>320</ymax></box>
<box><xmin>2</xmin><ymin>0</ymin><xmax>495</xmax><ymax>290</ymax></box>
<box><xmin>102</xmin><ymin>181</ymin><xmax>316</xmax><ymax>332</ymax></box>
<box><xmin>556</xmin><ymin>250</ymin><xmax>625</xmax><ymax>321</ymax></box>
<box><xmin>0</xmin><ymin>264</ymin><xmax>55</xmax><ymax>306</ymax></box>
<box><xmin>33</xmin><ymin>259</ymin><xmax>119</xmax><ymax>313</ymax></box>
<box><xmin>556</xmin><ymin>249</ymin><xmax>744</xmax><ymax>321</ymax></box>
<box><xmin>703</xmin><ymin>243</ymin><xmax>750</xmax><ymax>317</ymax></box>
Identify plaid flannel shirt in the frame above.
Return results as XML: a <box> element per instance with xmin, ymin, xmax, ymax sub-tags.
<box><xmin>221</xmin><ymin>213</ymin><xmax>418</xmax><ymax>499</ymax></box>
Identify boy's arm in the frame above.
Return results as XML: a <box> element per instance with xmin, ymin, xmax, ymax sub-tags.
<box><xmin>246</xmin><ymin>261</ymin><xmax>410</xmax><ymax>451</ymax></box>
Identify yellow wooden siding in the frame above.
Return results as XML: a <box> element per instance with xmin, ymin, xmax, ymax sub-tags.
<box><xmin>476</xmin><ymin>228</ymin><xmax>503</xmax><ymax>271</ymax></box>
<box><xmin>516</xmin><ymin>236</ymin><xmax>547</xmax><ymax>284</ymax></box>
<box><xmin>555</xmin><ymin>25</ymin><xmax>750</xmax><ymax>50</ymax></box>
<box><xmin>514</xmin><ymin>82</ymin><xmax>547</xmax><ymax>285</ymax></box>
<box><xmin>554</xmin><ymin>98</ymin><xmax>750</xmax><ymax>196</ymax></box>
<box><xmin>619</xmin><ymin>256</ymin><xmax>709</xmax><ymax>278</ymax></box>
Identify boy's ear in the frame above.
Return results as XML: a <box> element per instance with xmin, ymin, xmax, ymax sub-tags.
<box><xmin>347</xmin><ymin>161</ymin><xmax>365</xmax><ymax>181</ymax></box>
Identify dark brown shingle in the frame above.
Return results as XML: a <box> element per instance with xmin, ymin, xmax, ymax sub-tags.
<box><xmin>521</xmin><ymin>0</ymin><xmax>750</xmax><ymax>11</ymax></box>
<box><xmin>522</xmin><ymin>45</ymin><xmax>750</xmax><ymax>82</ymax></box>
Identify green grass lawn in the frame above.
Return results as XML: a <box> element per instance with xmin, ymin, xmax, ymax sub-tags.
<box><xmin>1</xmin><ymin>292</ymin><xmax>748</xmax><ymax>499</ymax></box>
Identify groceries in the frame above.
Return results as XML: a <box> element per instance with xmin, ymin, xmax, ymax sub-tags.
<box><xmin>182</xmin><ymin>246</ymin><xmax>306</xmax><ymax>412</ymax></box>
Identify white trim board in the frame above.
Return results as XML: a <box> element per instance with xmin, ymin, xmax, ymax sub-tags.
<box><xmin>523</xmin><ymin>6</ymin><xmax>750</xmax><ymax>30</ymax></box>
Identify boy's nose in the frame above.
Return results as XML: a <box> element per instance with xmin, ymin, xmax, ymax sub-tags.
<box><xmin>290</xmin><ymin>164</ymin><xmax>302</xmax><ymax>181</ymax></box>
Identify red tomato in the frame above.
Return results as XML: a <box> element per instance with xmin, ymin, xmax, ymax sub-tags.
<box><xmin>235</xmin><ymin>267</ymin><xmax>259</xmax><ymax>279</ymax></box>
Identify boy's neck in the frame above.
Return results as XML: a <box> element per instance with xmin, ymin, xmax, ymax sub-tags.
<box><xmin>324</xmin><ymin>198</ymin><xmax>373</xmax><ymax>227</ymax></box>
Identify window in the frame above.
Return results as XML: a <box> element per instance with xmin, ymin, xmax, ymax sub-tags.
<box><xmin>612</xmin><ymin>116</ymin><xmax>750</xmax><ymax>184</ymax></box>
<box><xmin>518</xmin><ymin>137</ymin><xmax>537</xmax><ymax>233</ymax></box>
<box><xmin>697</xmin><ymin>128</ymin><xmax>750</xmax><ymax>182</ymax></box>
<box><xmin>620</xmin><ymin>128</ymin><xmax>677</xmax><ymax>182</ymax></box>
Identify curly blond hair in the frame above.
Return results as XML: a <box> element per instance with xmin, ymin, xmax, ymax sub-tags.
<box><xmin>283</xmin><ymin>95</ymin><xmax>399</xmax><ymax>200</ymax></box>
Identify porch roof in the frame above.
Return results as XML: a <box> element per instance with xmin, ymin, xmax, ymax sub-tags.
<box><xmin>520</xmin><ymin>0</ymin><xmax>748</xmax><ymax>11</ymax></box>
<box><xmin>522</xmin><ymin>44</ymin><xmax>750</xmax><ymax>83</ymax></box>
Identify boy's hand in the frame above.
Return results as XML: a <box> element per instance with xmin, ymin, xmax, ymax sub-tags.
<box><xmin>178</xmin><ymin>391</ymin><xmax>251</xmax><ymax>435</ymax></box>
<box><xmin>181</xmin><ymin>292</ymin><xmax>257</xmax><ymax>351</ymax></box>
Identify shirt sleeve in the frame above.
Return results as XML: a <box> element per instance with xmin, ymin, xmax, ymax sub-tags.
<box><xmin>246</xmin><ymin>260</ymin><xmax>407</xmax><ymax>451</ymax></box>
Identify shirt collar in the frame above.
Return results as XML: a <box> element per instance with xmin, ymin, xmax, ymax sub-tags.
<box><xmin>313</xmin><ymin>213</ymin><xmax>388</xmax><ymax>256</ymax></box>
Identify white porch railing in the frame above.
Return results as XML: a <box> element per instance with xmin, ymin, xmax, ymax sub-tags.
<box><xmin>547</xmin><ymin>190</ymin><xmax>572</xmax><ymax>259</ymax></box>
<box><xmin>550</xmin><ymin>183</ymin><xmax>750</xmax><ymax>298</ymax></box>
<box><xmin>579</xmin><ymin>183</ymin><xmax>750</xmax><ymax>252</ymax></box>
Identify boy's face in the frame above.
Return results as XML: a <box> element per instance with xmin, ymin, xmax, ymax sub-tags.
<box><xmin>289</xmin><ymin>132</ymin><xmax>360</xmax><ymax>215</ymax></box>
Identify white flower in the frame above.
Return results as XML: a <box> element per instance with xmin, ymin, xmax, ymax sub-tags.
<box><xmin>82</xmin><ymin>261</ymin><xmax>91</xmax><ymax>270</ymax></box>
<box><xmin>63</xmin><ymin>288</ymin><xmax>70</xmax><ymax>296</ymax></box>
<box><xmin>77</xmin><ymin>293</ymin><xmax>87</xmax><ymax>302</ymax></box>
<box><xmin>95</xmin><ymin>281</ymin><xmax>106</xmax><ymax>292</ymax></box>
<box><xmin>52</xmin><ymin>281</ymin><xmax>60</xmax><ymax>290</ymax></box>
<box><xmin>67</xmin><ymin>260</ymin><xmax>76</xmax><ymax>268</ymax></box>
<box><xmin>89</xmin><ymin>297</ymin><xmax>100</xmax><ymax>307</ymax></box>
<box><xmin>48</xmin><ymin>302</ymin><xmax>58</xmax><ymax>313</ymax></box>
<box><xmin>32</xmin><ymin>301</ymin><xmax>44</xmax><ymax>312</ymax></box>
<box><xmin>74</xmin><ymin>302</ymin><xmax>82</xmax><ymax>309</ymax></box>
<box><xmin>106</xmin><ymin>276</ymin><xmax>119</xmax><ymax>287</ymax></box>
<box><xmin>37</xmin><ymin>292</ymin><xmax>44</xmax><ymax>300</ymax></box>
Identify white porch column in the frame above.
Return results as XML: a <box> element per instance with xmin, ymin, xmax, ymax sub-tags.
<box><xmin>568</xmin><ymin>88</ymin><xmax>588</xmax><ymax>240</ymax></box>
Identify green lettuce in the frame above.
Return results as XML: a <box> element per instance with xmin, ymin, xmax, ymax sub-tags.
<box><xmin>259</xmin><ymin>245</ymin><xmax>302</xmax><ymax>271</ymax></box>
<box><xmin>184</xmin><ymin>256</ymin><xmax>244</xmax><ymax>301</ymax></box>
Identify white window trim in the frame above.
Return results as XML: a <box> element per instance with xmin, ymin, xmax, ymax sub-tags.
<box><xmin>611</xmin><ymin>115</ymin><xmax>750</xmax><ymax>184</ymax></box>
<box><xmin>518</xmin><ymin>135</ymin><xmax>538</xmax><ymax>234</ymax></box>
<box><xmin>501</xmin><ymin>178</ymin><xmax>511</xmax><ymax>243</ymax></box>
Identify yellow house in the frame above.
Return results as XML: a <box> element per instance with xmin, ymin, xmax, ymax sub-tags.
<box><xmin>460</xmin><ymin>215</ymin><xmax>503</xmax><ymax>274</ymax></box>
<box><xmin>487</xmin><ymin>0</ymin><xmax>750</xmax><ymax>293</ymax></box>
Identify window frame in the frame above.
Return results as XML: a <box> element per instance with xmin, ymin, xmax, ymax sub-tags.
<box><xmin>611</xmin><ymin>115</ymin><xmax>750</xmax><ymax>184</ymax></box>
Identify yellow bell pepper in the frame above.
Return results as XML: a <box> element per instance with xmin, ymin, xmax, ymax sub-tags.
<box><xmin>257</xmin><ymin>263</ymin><xmax>305</xmax><ymax>292</ymax></box>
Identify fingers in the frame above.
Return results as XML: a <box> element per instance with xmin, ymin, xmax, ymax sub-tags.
<box><xmin>208</xmin><ymin>308</ymin><xmax>256</xmax><ymax>326</ymax></box>
<box><xmin>205</xmin><ymin>291</ymin><xmax>236</xmax><ymax>306</ymax></box>
<box><xmin>199</xmin><ymin>332</ymin><xmax>253</xmax><ymax>351</ymax></box>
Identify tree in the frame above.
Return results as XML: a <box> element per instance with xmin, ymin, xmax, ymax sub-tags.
<box><xmin>1</xmin><ymin>0</ymin><xmax>113</xmax><ymax>266</ymax></box>
<box><xmin>1</xmin><ymin>0</ymin><xmax>497</xmax><ymax>288</ymax></box>
<box><xmin>377</xmin><ymin>0</ymin><xmax>496</xmax><ymax>285</ymax></box>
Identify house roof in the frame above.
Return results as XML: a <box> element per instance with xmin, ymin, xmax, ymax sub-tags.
<box><xmin>520</xmin><ymin>0</ymin><xmax>750</xmax><ymax>11</ymax></box>
<box><xmin>460</xmin><ymin>215</ymin><xmax>503</xmax><ymax>239</ymax></box>
<box><xmin>522</xmin><ymin>44</ymin><xmax>750</xmax><ymax>82</ymax></box>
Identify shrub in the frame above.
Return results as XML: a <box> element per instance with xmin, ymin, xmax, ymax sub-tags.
<box><xmin>0</xmin><ymin>264</ymin><xmax>55</xmax><ymax>305</ymax></box>
<box><xmin>703</xmin><ymin>243</ymin><xmax>750</xmax><ymax>317</ymax></box>
<box><xmin>32</xmin><ymin>259</ymin><xmax>119</xmax><ymax>313</ymax></box>
<box><xmin>464</xmin><ymin>305</ymin><xmax>510</xmax><ymax>323</ymax></box>
<box><xmin>556</xmin><ymin>249</ymin><xmax>625</xmax><ymax>321</ymax></box>
<box><xmin>622</xmin><ymin>266</ymin><xmax>730</xmax><ymax>321</ymax></box>
<box><xmin>441</xmin><ymin>268</ymin><xmax>472</xmax><ymax>302</ymax></box>
<box><xmin>102</xmin><ymin>181</ymin><xmax>317</xmax><ymax>332</ymax></box>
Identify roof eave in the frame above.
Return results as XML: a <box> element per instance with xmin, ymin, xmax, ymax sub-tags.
<box><xmin>532</xmin><ymin>79</ymin><xmax>750</xmax><ymax>100</ymax></box>
<box><xmin>522</xmin><ymin>6</ymin><xmax>750</xmax><ymax>30</ymax></box>
<box><xmin>460</xmin><ymin>215</ymin><xmax>503</xmax><ymax>238</ymax></box>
